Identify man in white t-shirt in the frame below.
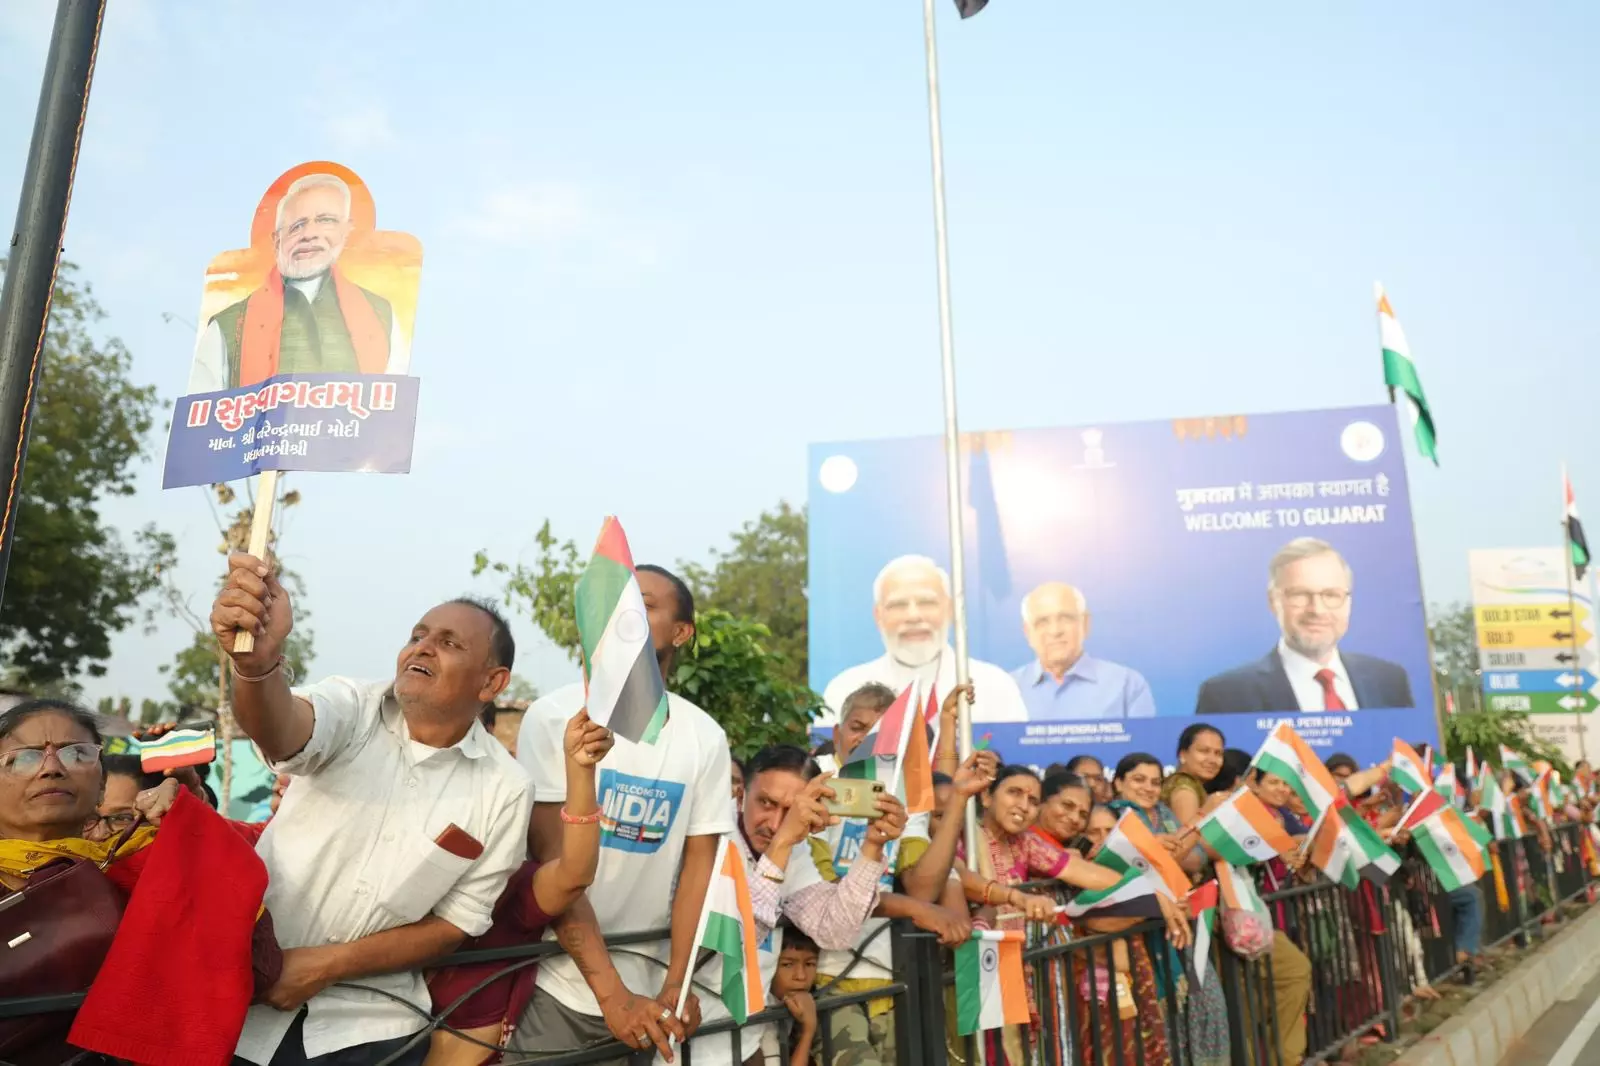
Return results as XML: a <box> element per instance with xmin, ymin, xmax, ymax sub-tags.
<box><xmin>513</xmin><ymin>565</ymin><xmax>733</xmax><ymax>1065</ymax></box>
<box><xmin>818</xmin><ymin>555</ymin><xmax>1027</xmax><ymax>728</ymax></box>
<box><xmin>210</xmin><ymin>555</ymin><xmax>531</xmax><ymax>1066</ymax></box>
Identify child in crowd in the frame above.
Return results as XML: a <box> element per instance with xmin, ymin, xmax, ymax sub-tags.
<box><xmin>764</xmin><ymin>926</ymin><xmax>819</xmax><ymax>1066</ymax></box>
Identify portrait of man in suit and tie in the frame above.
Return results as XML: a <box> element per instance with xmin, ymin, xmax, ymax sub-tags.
<box><xmin>1195</xmin><ymin>536</ymin><xmax>1415</xmax><ymax>714</ymax></box>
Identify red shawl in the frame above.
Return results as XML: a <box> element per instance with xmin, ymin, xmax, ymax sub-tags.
<box><xmin>238</xmin><ymin>265</ymin><xmax>388</xmax><ymax>386</ymax></box>
<box><xmin>68</xmin><ymin>789</ymin><xmax>268</xmax><ymax>1066</ymax></box>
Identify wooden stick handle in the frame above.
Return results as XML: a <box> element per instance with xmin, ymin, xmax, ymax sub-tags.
<box><xmin>232</xmin><ymin>470</ymin><xmax>280</xmax><ymax>655</ymax></box>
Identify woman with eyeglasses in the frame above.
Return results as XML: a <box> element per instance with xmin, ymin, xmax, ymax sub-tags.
<box><xmin>0</xmin><ymin>699</ymin><xmax>281</xmax><ymax>1063</ymax></box>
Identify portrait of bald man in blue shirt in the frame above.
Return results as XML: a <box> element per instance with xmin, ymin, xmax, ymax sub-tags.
<box><xmin>1010</xmin><ymin>582</ymin><xmax>1156</xmax><ymax>720</ymax></box>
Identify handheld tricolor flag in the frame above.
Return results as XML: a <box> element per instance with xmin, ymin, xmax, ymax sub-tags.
<box><xmin>138</xmin><ymin>727</ymin><xmax>216</xmax><ymax>772</ymax></box>
<box><xmin>1311</xmin><ymin>797</ymin><xmax>1400</xmax><ymax>889</ymax></box>
<box><xmin>575</xmin><ymin>518</ymin><xmax>669</xmax><ymax>745</ymax></box>
<box><xmin>1061</xmin><ymin>868</ymin><xmax>1153</xmax><ymax>917</ymax></box>
<box><xmin>1410</xmin><ymin>806</ymin><xmax>1488</xmax><ymax>891</ymax></box>
<box><xmin>1197</xmin><ymin>789</ymin><xmax>1295</xmax><ymax>865</ymax></box>
<box><xmin>1377</xmin><ymin>282</ymin><xmax>1437</xmax><ymax>464</ymax></box>
<box><xmin>1252</xmin><ymin>723</ymin><xmax>1341</xmax><ymax>821</ymax></box>
<box><xmin>953</xmin><ymin>930</ymin><xmax>1028</xmax><ymax>1034</ymax></box>
<box><xmin>1566</xmin><ymin>465</ymin><xmax>1590</xmax><ymax>581</ymax></box>
<box><xmin>1096</xmin><ymin>811</ymin><xmax>1192</xmax><ymax>900</ymax></box>
<box><xmin>1390</xmin><ymin>739</ymin><xmax>1431</xmax><ymax>796</ymax></box>
<box><xmin>680</xmin><ymin>838</ymin><xmax>763</xmax><ymax>1025</ymax></box>
<box><xmin>839</xmin><ymin>684</ymin><xmax>916</xmax><ymax>779</ymax></box>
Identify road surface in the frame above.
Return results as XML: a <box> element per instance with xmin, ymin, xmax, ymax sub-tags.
<box><xmin>1503</xmin><ymin>968</ymin><xmax>1600</xmax><ymax>1066</ymax></box>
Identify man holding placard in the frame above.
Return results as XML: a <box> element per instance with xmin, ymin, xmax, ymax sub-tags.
<box><xmin>211</xmin><ymin>552</ymin><xmax>532</xmax><ymax>1066</ymax></box>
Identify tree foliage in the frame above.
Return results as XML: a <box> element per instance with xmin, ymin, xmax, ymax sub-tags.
<box><xmin>476</xmin><ymin>507</ymin><xmax>821</xmax><ymax>754</ymax></box>
<box><xmin>1428</xmin><ymin>601</ymin><xmax>1480</xmax><ymax>713</ymax></box>
<box><xmin>680</xmin><ymin>502</ymin><xmax>808</xmax><ymax>686</ymax></box>
<box><xmin>672</xmin><ymin>609</ymin><xmax>820</xmax><ymax>758</ymax></box>
<box><xmin>0</xmin><ymin>261</ymin><xmax>174</xmax><ymax>687</ymax></box>
<box><xmin>1442</xmin><ymin>709</ymin><xmax>1569</xmax><ymax>777</ymax></box>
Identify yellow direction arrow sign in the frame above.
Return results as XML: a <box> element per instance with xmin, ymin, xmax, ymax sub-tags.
<box><xmin>1475</xmin><ymin>604</ymin><xmax>1591</xmax><ymax>627</ymax></box>
<box><xmin>1476</xmin><ymin>622</ymin><xmax>1595</xmax><ymax>650</ymax></box>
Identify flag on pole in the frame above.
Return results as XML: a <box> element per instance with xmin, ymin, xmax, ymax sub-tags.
<box><xmin>1251</xmin><ymin>723</ymin><xmax>1341</xmax><ymax>820</ymax></box>
<box><xmin>1311</xmin><ymin>798</ymin><xmax>1400</xmax><ymax>888</ymax></box>
<box><xmin>575</xmin><ymin>518</ymin><xmax>669</xmax><ymax>745</ymax></box>
<box><xmin>839</xmin><ymin>684</ymin><xmax>915</xmax><ymax>779</ymax></box>
<box><xmin>1499</xmin><ymin>745</ymin><xmax>1531</xmax><ymax>780</ymax></box>
<box><xmin>1390</xmin><ymin>739</ymin><xmax>1432</xmax><ymax>796</ymax></box>
<box><xmin>1061</xmin><ymin>868</ymin><xmax>1153</xmax><ymax>917</ymax></box>
<box><xmin>954</xmin><ymin>0</ymin><xmax>990</xmax><ymax>17</ymax></box>
<box><xmin>901</xmin><ymin>709</ymin><xmax>935</xmax><ymax>816</ymax></box>
<box><xmin>1377</xmin><ymin>282</ymin><xmax>1437</xmax><ymax>464</ymax></box>
<box><xmin>1410</xmin><ymin>807</ymin><xmax>1488</xmax><ymax>890</ymax></box>
<box><xmin>685</xmin><ymin>838</ymin><xmax>764</xmax><ymax>1024</ymax></box>
<box><xmin>1197</xmin><ymin>789</ymin><xmax>1295</xmax><ymax>865</ymax></box>
<box><xmin>953</xmin><ymin>930</ymin><xmax>1028</xmax><ymax>1034</ymax></box>
<box><xmin>1095</xmin><ymin>811</ymin><xmax>1192</xmax><ymax>900</ymax></box>
<box><xmin>1434</xmin><ymin>763</ymin><xmax>1465</xmax><ymax>809</ymax></box>
<box><xmin>1189</xmin><ymin>879</ymin><xmax>1220</xmax><ymax>984</ymax></box>
<box><xmin>1479</xmin><ymin>765</ymin><xmax>1522</xmax><ymax>840</ymax></box>
<box><xmin>1217</xmin><ymin>859</ymin><xmax>1270</xmax><ymax>916</ymax></box>
<box><xmin>1565</xmin><ymin>466</ymin><xmax>1590</xmax><ymax>581</ymax></box>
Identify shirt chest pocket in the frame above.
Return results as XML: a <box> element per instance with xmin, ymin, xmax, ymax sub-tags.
<box><xmin>375</xmin><ymin>804</ymin><xmax>477</xmax><ymax>924</ymax></box>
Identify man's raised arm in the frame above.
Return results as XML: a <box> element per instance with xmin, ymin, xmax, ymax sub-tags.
<box><xmin>212</xmin><ymin>551</ymin><xmax>313</xmax><ymax>763</ymax></box>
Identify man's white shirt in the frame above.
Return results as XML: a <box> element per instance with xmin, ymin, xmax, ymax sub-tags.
<box><xmin>1279</xmin><ymin>639</ymin><xmax>1359</xmax><ymax>711</ymax></box>
<box><xmin>234</xmin><ymin>677</ymin><xmax>531</xmax><ymax>1064</ymax></box>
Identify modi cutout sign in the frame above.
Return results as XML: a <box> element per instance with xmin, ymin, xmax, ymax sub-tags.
<box><xmin>162</xmin><ymin>161</ymin><xmax>423</xmax><ymax>488</ymax></box>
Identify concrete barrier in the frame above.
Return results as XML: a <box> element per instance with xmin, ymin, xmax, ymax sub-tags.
<box><xmin>1396</xmin><ymin>905</ymin><xmax>1600</xmax><ymax>1066</ymax></box>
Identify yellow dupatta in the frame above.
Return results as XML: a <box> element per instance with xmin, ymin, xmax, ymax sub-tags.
<box><xmin>0</xmin><ymin>826</ymin><xmax>158</xmax><ymax>881</ymax></box>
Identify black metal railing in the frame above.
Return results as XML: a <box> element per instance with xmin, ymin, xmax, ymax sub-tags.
<box><xmin>8</xmin><ymin>829</ymin><xmax>1600</xmax><ymax>1066</ymax></box>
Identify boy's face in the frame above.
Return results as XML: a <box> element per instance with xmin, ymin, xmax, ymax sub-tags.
<box><xmin>773</xmin><ymin>947</ymin><xmax>818</xmax><ymax>996</ymax></box>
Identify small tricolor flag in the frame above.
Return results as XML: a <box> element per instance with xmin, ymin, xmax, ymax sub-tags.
<box><xmin>575</xmin><ymin>518</ymin><xmax>669</xmax><ymax>745</ymax></box>
<box><xmin>1500</xmin><ymin>744</ymin><xmax>1531</xmax><ymax>779</ymax></box>
<box><xmin>1310</xmin><ymin>797</ymin><xmax>1400</xmax><ymax>889</ymax></box>
<box><xmin>1217</xmin><ymin>859</ymin><xmax>1270</xmax><ymax>916</ymax></box>
<box><xmin>1061</xmin><ymin>868</ymin><xmax>1152</xmax><ymax>917</ymax></box>
<box><xmin>839</xmin><ymin>684</ymin><xmax>916</xmax><ymax>778</ymax></box>
<box><xmin>1197</xmin><ymin>789</ymin><xmax>1294</xmax><ymax>865</ymax></box>
<box><xmin>1390</xmin><ymin>739</ymin><xmax>1431</xmax><ymax>796</ymax></box>
<box><xmin>685</xmin><ymin>838</ymin><xmax>764</xmax><ymax>1024</ymax></box>
<box><xmin>1377</xmin><ymin>282</ymin><xmax>1437</xmax><ymax>464</ymax></box>
<box><xmin>901</xmin><ymin>704</ymin><xmax>935</xmax><ymax>816</ymax></box>
<box><xmin>1434</xmin><ymin>762</ymin><xmax>1465</xmax><ymax>809</ymax></box>
<box><xmin>1189</xmin><ymin>879</ymin><xmax>1220</xmax><ymax>983</ymax></box>
<box><xmin>1565</xmin><ymin>465</ymin><xmax>1590</xmax><ymax>581</ymax></box>
<box><xmin>1479</xmin><ymin>764</ymin><xmax>1523</xmax><ymax>841</ymax></box>
<box><xmin>1095</xmin><ymin>810</ymin><xmax>1192</xmax><ymax>900</ymax></box>
<box><xmin>1465</xmin><ymin>747</ymin><xmax>1478</xmax><ymax>786</ymax></box>
<box><xmin>1252</xmin><ymin>723</ymin><xmax>1341</xmax><ymax>821</ymax></box>
<box><xmin>1410</xmin><ymin>806</ymin><xmax>1488</xmax><ymax>891</ymax></box>
<box><xmin>953</xmin><ymin>930</ymin><xmax>1028</xmax><ymax>1034</ymax></box>
<box><xmin>137</xmin><ymin>727</ymin><xmax>216</xmax><ymax>772</ymax></box>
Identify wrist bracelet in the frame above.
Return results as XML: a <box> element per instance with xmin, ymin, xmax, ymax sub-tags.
<box><xmin>233</xmin><ymin>656</ymin><xmax>284</xmax><ymax>684</ymax></box>
<box><xmin>559</xmin><ymin>806</ymin><xmax>602</xmax><ymax>825</ymax></box>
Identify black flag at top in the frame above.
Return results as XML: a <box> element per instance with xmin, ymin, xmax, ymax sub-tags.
<box><xmin>955</xmin><ymin>0</ymin><xmax>989</xmax><ymax>16</ymax></box>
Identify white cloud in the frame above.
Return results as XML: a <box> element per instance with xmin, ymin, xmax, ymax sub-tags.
<box><xmin>453</xmin><ymin>182</ymin><xmax>591</xmax><ymax>245</ymax></box>
<box><xmin>321</xmin><ymin>102</ymin><xmax>399</xmax><ymax>155</ymax></box>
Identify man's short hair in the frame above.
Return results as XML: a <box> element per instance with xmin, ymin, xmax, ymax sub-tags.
<box><xmin>1267</xmin><ymin>537</ymin><xmax>1353</xmax><ymax>592</ymax></box>
<box><xmin>872</xmin><ymin>555</ymin><xmax>951</xmax><ymax>605</ymax></box>
<box><xmin>1021</xmin><ymin>583</ymin><xmax>1088</xmax><ymax>623</ymax></box>
<box><xmin>840</xmin><ymin>682</ymin><xmax>898</xmax><ymax>720</ymax></box>
<box><xmin>276</xmin><ymin>173</ymin><xmax>352</xmax><ymax>231</ymax></box>
<box><xmin>745</xmin><ymin>744</ymin><xmax>820</xmax><ymax>782</ymax></box>
<box><xmin>1326</xmin><ymin>752</ymin><xmax>1359</xmax><ymax>775</ymax></box>
<box><xmin>448</xmin><ymin>596</ymin><xmax>516</xmax><ymax>671</ymax></box>
<box><xmin>637</xmin><ymin>564</ymin><xmax>696</xmax><ymax>625</ymax></box>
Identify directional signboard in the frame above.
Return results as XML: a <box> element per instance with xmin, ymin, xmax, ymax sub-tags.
<box><xmin>1469</xmin><ymin>548</ymin><xmax>1600</xmax><ymax>763</ymax></box>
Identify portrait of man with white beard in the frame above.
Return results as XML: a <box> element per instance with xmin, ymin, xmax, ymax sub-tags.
<box><xmin>187</xmin><ymin>170</ymin><xmax>413</xmax><ymax>394</ymax></box>
<box><xmin>817</xmin><ymin>554</ymin><xmax>1028</xmax><ymax>728</ymax></box>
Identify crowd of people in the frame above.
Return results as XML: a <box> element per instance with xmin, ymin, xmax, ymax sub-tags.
<box><xmin>2</xmin><ymin>552</ymin><xmax>1598</xmax><ymax>1066</ymax></box>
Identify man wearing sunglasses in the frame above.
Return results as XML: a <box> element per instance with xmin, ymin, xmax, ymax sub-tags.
<box><xmin>1196</xmin><ymin>537</ymin><xmax>1415</xmax><ymax>715</ymax></box>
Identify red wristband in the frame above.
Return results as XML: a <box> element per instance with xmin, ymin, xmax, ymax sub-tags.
<box><xmin>560</xmin><ymin>806</ymin><xmax>602</xmax><ymax>825</ymax></box>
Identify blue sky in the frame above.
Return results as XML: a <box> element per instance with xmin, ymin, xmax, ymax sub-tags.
<box><xmin>0</xmin><ymin>0</ymin><xmax>1595</xmax><ymax>705</ymax></box>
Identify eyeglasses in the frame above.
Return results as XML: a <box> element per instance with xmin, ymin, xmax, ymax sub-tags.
<box><xmin>1279</xmin><ymin>588</ymin><xmax>1350</xmax><ymax>609</ymax></box>
<box><xmin>96</xmin><ymin>811</ymin><xmax>139</xmax><ymax>831</ymax></box>
<box><xmin>0</xmin><ymin>742</ymin><xmax>103</xmax><ymax>777</ymax></box>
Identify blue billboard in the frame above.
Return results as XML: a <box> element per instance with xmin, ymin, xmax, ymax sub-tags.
<box><xmin>808</xmin><ymin>405</ymin><xmax>1437</xmax><ymax>769</ymax></box>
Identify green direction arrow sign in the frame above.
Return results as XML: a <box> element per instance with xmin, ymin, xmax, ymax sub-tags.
<box><xmin>1486</xmin><ymin>691</ymin><xmax>1600</xmax><ymax>715</ymax></box>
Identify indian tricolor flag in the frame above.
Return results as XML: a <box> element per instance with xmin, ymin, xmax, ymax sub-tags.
<box><xmin>1566</xmin><ymin>465</ymin><xmax>1591</xmax><ymax>581</ymax></box>
<box><xmin>1377</xmin><ymin>282</ymin><xmax>1437</xmax><ymax>465</ymax></box>
<box><xmin>953</xmin><ymin>930</ymin><xmax>1029</xmax><ymax>1034</ymax></box>
<box><xmin>1410</xmin><ymin>806</ymin><xmax>1488</xmax><ymax>891</ymax></box>
<box><xmin>1479</xmin><ymin>763</ymin><xmax>1522</xmax><ymax>841</ymax></box>
<box><xmin>839</xmin><ymin>683</ymin><xmax>916</xmax><ymax>781</ymax></box>
<box><xmin>1252</xmin><ymin>723</ymin><xmax>1341</xmax><ymax>820</ymax></box>
<box><xmin>1061</xmin><ymin>868</ymin><xmax>1153</xmax><ymax>917</ymax></box>
<box><xmin>1217</xmin><ymin>859</ymin><xmax>1269</xmax><ymax>916</ymax></box>
<box><xmin>1311</xmin><ymin>797</ymin><xmax>1400</xmax><ymax>889</ymax></box>
<box><xmin>1390</xmin><ymin>739</ymin><xmax>1431</xmax><ymax>796</ymax></box>
<box><xmin>685</xmin><ymin>838</ymin><xmax>764</xmax><ymax>1024</ymax></box>
<box><xmin>1190</xmin><ymin>879</ymin><xmax>1220</xmax><ymax>983</ymax></box>
<box><xmin>1197</xmin><ymin>789</ymin><xmax>1294</xmax><ymax>865</ymax></box>
<box><xmin>1096</xmin><ymin>810</ymin><xmax>1191</xmax><ymax>900</ymax></box>
<box><xmin>575</xmin><ymin>518</ymin><xmax>669</xmax><ymax>745</ymax></box>
<box><xmin>137</xmin><ymin>727</ymin><xmax>216</xmax><ymax>772</ymax></box>
<box><xmin>1499</xmin><ymin>745</ymin><xmax>1531</xmax><ymax>779</ymax></box>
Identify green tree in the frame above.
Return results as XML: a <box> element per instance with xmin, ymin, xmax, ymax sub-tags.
<box><xmin>0</xmin><ymin>261</ymin><xmax>174</xmax><ymax>688</ymax></box>
<box><xmin>680</xmin><ymin>502</ymin><xmax>807</xmax><ymax>686</ymax></box>
<box><xmin>1429</xmin><ymin>601</ymin><xmax>1481</xmax><ymax>714</ymax></box>
<box><xmin>501</xmin><ymin>674</ymin><xmax>540</xmax><ymax>704</ymax></box>
<box><xmin>1443</xmin><ymin>709</ymin><xmax>1569</xmax><ymax>777</ymax></box>
<box><xmin>473</xmin><ymin>521</ymin><xmax>581</xmax><ymax>660</ymax></box>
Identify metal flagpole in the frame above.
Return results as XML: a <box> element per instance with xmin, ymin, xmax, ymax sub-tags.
<box><xmin>0</xmin><ymin>0</ymin><xmax>106</xmax><ymax>611</ymax></box>
<box><xmin>919</xmin><ymin>0</ymin><xmax>978</xmax><ymax>832</ymax></box>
